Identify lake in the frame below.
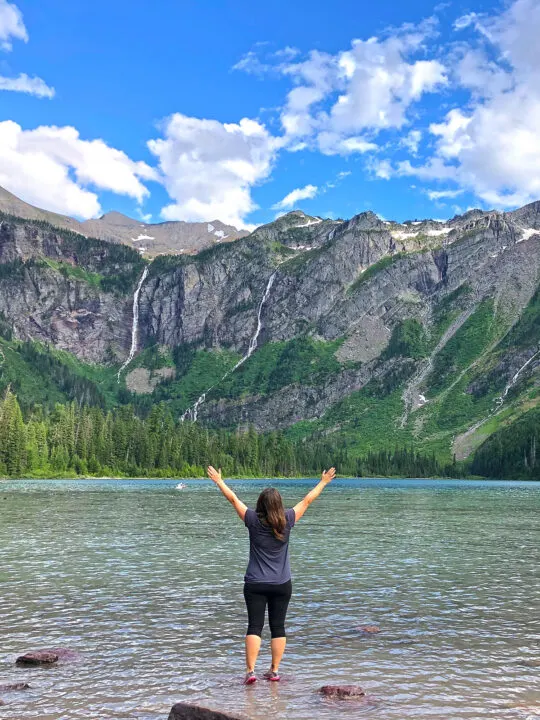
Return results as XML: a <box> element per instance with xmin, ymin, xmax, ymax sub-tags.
<box><xmin>0</xmin><ymin>478</ymin><xmax>539</xmax><ymax>719</ymax></box>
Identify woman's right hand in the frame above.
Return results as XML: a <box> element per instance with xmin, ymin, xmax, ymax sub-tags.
<box><xmin>207</xmin><ymin>466</ymin><xmax>223</xmax><ymax>484</ymax></box>
<box><xmin>321</xmin><ymin>467</ymin><xmax>336</xmax><ymax>484</ymax></box>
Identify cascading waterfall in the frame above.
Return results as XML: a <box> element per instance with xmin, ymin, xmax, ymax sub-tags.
<box><xmin>494</xmin><ymin>348</ymin><xmax>540</xmax><ymax>407</ymax></box>
<box><xmin>117</xmin><ymin>265</ymin><xmax>150</xmax><ymax>382</ymax></box>
<box><xmin>245</xmin><ymin>271</ymin><xmax>277</xmax><ymax>360</ymax></box>
<box><xmin>182</xmin><ymin>271</ymin><xmax>278</xmax><ymax>422</ymax></box>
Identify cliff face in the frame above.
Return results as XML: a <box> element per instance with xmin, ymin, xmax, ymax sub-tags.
<box><xmin>1</xmin><ymin>204</ymin><xmax>539</xmax><ymax>461</ymax></box>
<box><xmin>0</xmin><ymin>216</ymin><xmax>143</xmax><ymax>362</ymax></box>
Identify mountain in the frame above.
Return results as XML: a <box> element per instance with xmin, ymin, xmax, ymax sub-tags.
<box><xmin>0</xmin><ymin>185</ymin><xmax>248</xmax><ymax>257</ymax></box>
<box><xmin>0</xmin><ymin>198</ymin><xmax>539</xmax><ymax>476</ymax></box>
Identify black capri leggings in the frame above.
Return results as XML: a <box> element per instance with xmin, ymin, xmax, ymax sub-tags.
<box><xmin>243</xmin><ymin>580</ymin><xmax>292</xmax><ymax>639</ymax></box>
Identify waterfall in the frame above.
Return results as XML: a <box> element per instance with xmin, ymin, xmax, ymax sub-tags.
<box><xmin>495</xmin><ymin>348</ymin><xmax>540</xmax><ymax>407</ymax></box>
<box><xmin>182</xmin><ymin>271</ymin><xmax>278</xmax><ymax>421</ymax></box>
<box><xmin>245</xmin><ymin>271</ymin><xmax>277</xmax><ymax>360</ymax></box>
<box><xmin>117</xmin><ymin>265</ymin><xmax>150</xmax><ymax>382</ymax></box>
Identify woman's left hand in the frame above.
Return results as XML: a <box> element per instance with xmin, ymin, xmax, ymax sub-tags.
<box><xmin>207</xmin><ymin>466</ymin><xmax>222</xmax><ymax>484</ymax></box>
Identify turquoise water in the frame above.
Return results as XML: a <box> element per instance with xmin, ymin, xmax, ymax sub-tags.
<box><xmin>0</xmin><ymin>478</ymin><xmax>539</xmax><ymax>719</ymax></box>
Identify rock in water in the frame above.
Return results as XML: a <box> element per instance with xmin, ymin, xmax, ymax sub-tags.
<box><xmin>0</xmin><ymin>682</ymin><xmax>30</xmax><ymax>691</ymax></box>
<box><xmin>16</xmin><ymin>651</ymin><xmax>58</xmax><ymax>666</ymax></box>
<box><xmin>357</xmin><ymin>625</ymin><xmax>381</xmax><ymax>634</ymax></box>
<box><xmin>320</xmin><ymin>685</ymin><xmax>366</xmax><ymax>699</ymax></box>
<box><xmin>15</xmin><ymin>647</ymin><xmax>82</xmax><ymax>666</ymax></box>
<box><xmin>168</xmin><ymin>703</ymin><xmax>246</xmax><ymax>720</ymax></box>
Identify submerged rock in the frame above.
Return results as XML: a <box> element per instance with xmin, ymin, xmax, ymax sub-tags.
<box><xmin>15</xmin><ymin>648</ymin><xmax>82</xmax><ymax>666</ymax></box>
<box><xmin>168</xmin><ymin>703</ymin><xmax>246</xmax><ymax>720</ymax></box>
<box><xmin>0</xmin><ymin>682</ymin><xmax>30</xmax><ymax>691</ymax></box>
<box><xmin>320</xmin><ymin>685</ymin><xmax>366</xmax><ymax>699</ymax></box>
<box><xmin>16</xmin><ymin>651</ymin><xmax>58</xmax><ymax>666</ymax></box>
<box><xmin>357</xmin><ymin>625</ymin><xmax>381</xmax><ymax>634</ymax></box>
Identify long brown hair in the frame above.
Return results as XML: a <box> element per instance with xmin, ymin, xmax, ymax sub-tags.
<box><xmin>256</xmin><ymin>487</ymin><xmax>286</xmax><ymax>542</ymax></box>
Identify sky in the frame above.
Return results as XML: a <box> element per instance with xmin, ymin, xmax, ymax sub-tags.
<box><xmin>0</xmin><ymin>0</ymin><xmax>539</xmax><ymax>229</ymax></box>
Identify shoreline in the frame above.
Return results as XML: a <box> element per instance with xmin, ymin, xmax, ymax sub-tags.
<box><xmin>1</xmin><ymin>474</ymin><xmax>537</xmax><ymax>482</ymax></box>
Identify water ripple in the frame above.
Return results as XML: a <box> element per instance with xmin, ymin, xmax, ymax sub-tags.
<box><xmin>0</xmin><ymin>478</ymin><xmax>539</xmax><ymax>719</ymax></box>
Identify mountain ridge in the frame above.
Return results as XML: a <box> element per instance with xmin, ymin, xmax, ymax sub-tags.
<box><xmin>0</xmin><ymin>189</ymin><xmax>539</xmax><ymax>476</ymax></box>
<box><xmin>0</xmin><ymin>184</ymin><xmax>249</xmax><ymax>257</ymax></box>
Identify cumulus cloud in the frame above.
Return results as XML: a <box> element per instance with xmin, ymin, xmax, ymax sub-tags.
<box><xmin>0</xmin><ymin>73</ymin><xmax>54</xmax><ymax>98</ymax></box>
<box><xmin>0</xmin><ymin>121</ymin><xmax>156</xmax><ymax>218</ymax></box>
<box><xmin>399</xmin><ymin>0</ymin><xmax>540</xmax><ymax>208</ymax></box>
<box><xmin>148</xmin><ymin>113</ymin><xmax>278</xmax><ymax>228</ymax></box>
<box><xmin>0</xmin><ymin>0</ymin><xmax>26</xmax><ymax>50</ymax></box>
<box><xmin>274</xmin><ymin>24</ymin><xmax>447</xmax><ymax>156</ymax></box>
<box><xmin>272</xmin><ymin>184</ymin><xmax>318</xmax><ymax>210</ymax></box>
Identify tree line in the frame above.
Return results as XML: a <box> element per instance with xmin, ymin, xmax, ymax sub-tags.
<box><xmin>0</xmin><ymin>389</ymin><xmax>456</xmax><ymax>479</ymax></box>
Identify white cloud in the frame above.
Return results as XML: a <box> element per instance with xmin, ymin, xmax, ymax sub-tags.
<box><xmin>0</xmin><ymin>2</ymin><xmax>55</xmax><ymax>100</ymax></box>
<box><xmin>148</xmin><ymin>113</ymin><xmax>278</xmax><ymax>228</ymax></box>
<box><xmin>369</xmin><ymin>159</ymin><xmax>393</xmax><ymax>180</ymax></box>
<box><xmin>392</xmin><ymin>0</ymin><xmax>540</xmax><ymax>209</ymax></box>
<box><xmin>0</xmin><ymin>73</ymin><xmax>54</xmax><ymax>98</ymax></box>
<box><xmin>272</xmin><ymin>184</ymin><xmax>318</xmax><ymax>209</ymax></box>
<box><xmin>318</xmin><ymin>132</ymin><xmax>378</xmax><ymax>155</ymax></box>
<box><xmin>275</xmin><ymin>24</ymin><xmax>447</xmax><ymax>155</ymax></box>
<box><xmin>402</xmin><ymin>129</ymin><xmax>422</xmax><ymax>154</ymax></box>
<box><xmin>0</xmin><ymin>0</ymin><xmax>26</xmax><ymax>50</ymax></box>
<box><xmin>426</xmin><ymin>188</ymin><xmax>464</xmax><ymax>200</ymax></box>
<box><xmin>453</xmin><ymin>12</ymin><xmax>480</xmax><ymax>31</ymax></box>
<box><xmin>0</xmin><ymin>121</ymin><xmax>156</xmax><ymax>218</ymax></box>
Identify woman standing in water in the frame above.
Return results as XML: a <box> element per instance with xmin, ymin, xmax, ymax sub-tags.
<box><xmin>206</xmin><ymin>465</ymin><xmax>336</xmax><ymax>684</ymax></box>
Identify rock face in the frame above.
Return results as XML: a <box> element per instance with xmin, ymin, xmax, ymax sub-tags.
<box><xmin>0</xmin><ymin>216</ymin><xmax>143</xmax><ymax>362</ymax></box>
<box><xmin>320</xmin><ymin>684</ymin><xmax>366</xmax><ymax>699</ymax></box>
<box><xmin>167</xmin><ymin>703</ymin><xmax>246</xmax><ymax>720</ymax></box>
<box><xmin>2</xmin><ymin>198</ymin><xmax>540</xmax><ymax>445</ymax></box>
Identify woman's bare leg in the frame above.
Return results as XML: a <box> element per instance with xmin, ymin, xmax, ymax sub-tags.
<box><xmin>245</xmin><ymin>634</ymin><xmax>262</xmax><ymax>672</ymax></box>
<box><xmin>270</xmin><ymin>637</ymin><xmax>286</xmax><ymax>672</ymax></box>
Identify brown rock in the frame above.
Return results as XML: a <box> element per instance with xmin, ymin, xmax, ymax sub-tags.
<box><xmin>520</xmin><ymin>659</ymin><xmax>540</xmax><ymax>668</ymax></box>
<box><xmin>320</xmin><ymin>685</ymin><xmax>366</xmax><ymax>699</ymax></box>
<box><xmin>0</xmin><ymin>682</ymin><xmax>30</xmax><ymax>691</ymax></box>
<box><xmin>16</xmin><ymin>651</ymin><xmax>58</xmax><ymax>666</ymax></box>
<box><xmin>168</xmin><ymin>704</ymin><xmax>246</xmax><ymax>720</ymax></box>
<box><xmin>357</xmin><ymin>625</ymin><xmax>381</xmax><ymax>634</ymax></box>
<box><xmin>15</xmin><ymin>648</ymin><xmax>82</xmax><ymax>666</ymax></box>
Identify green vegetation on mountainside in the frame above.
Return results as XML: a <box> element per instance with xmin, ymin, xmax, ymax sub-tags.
<box><xmin>425</xmin><ymin>300</ymin><xmax>498</xmax><ymax>395</ymax></box>
<box><xmin>471</xmin><ymin>405</ymin><xmax>540</xmax><ymax>479</ymax></box>
<box><xmin>0</xmin><ymin>337</ymin><xmax>122</xmax><ymax>411</ymax></box>
<box><xmin>215</xmin><ymin>336</ymin><xmax>346</xmax><ymax>399</ymax></box>
<box><xmin>129</xmin><ymin>345</ymin><xmax>241</xmax><ymax>416</ymax></box>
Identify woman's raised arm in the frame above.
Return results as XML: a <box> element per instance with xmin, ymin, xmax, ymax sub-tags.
<box><xmin>207</xmin><ymin>466</ymin><xmax>248</xmax><ymax>521</ymax></box>
<box><xmin>293</xmin><ymin>467</ymin><xmax>336</xmax><ymax>521</ymax></box>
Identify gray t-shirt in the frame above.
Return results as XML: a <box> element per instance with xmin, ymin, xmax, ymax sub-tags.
<box><xmin>244</xmin><ymin>508</ymin><xmax>296</xmax><ymax>585</ymax></box>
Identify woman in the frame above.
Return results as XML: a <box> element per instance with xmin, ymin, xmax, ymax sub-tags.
<box><xmin>206</xmin><ymin>465</ymin><xmax>336</xmax><ymax>684</ymax></box>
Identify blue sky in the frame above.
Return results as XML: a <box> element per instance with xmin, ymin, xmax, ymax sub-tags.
<box><xmin>0</xmin><ymin>0</ymin><xmax>539</xmax><ymax>228</ymax></box>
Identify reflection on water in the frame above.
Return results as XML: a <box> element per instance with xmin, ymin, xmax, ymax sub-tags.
<box><xmin>0</xmin><ymin>478</ymin><xmax>539</xmax><ymax>719</ymax></box>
